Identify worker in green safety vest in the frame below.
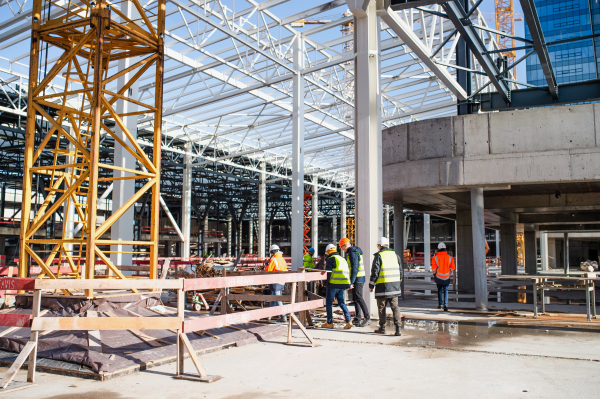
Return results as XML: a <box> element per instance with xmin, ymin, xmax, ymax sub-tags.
<box><xmin>303</xmin><ymin>248</ymin><xmax>315</xmax><ymax>269</ymax></box>
<box><xmin>369</xmin><ymin>237</ymin><xmax>403</xmax><ymax>336</ymax></box>
<box><xmin>322</xmin><ymin>243</ymin><xmax>353</xmax><ymax>330</ymax></box>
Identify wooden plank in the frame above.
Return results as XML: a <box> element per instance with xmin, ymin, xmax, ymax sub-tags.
<box><xmin>27</xmin><ymin>290</ymin><xmax>41</xmax><ymax>383</ymax></box>
<box><xmin>0</xmin><ymin>278</ymin><xmax>35</xmax><ymax>291</ymax></box>
<box><xmin>0</xmin><ymin>341</ymin><xmax>37</xmax><ymax>389</ymax></box>
<box><xmin>226</xmin><ymin>294</ymin><xmax>290</xmax><ymax>302</ymax></box>
<box><xmin>193</xmin><ymin>330</ymin><xmax>220</xmax><ymax>339</ymax></box>
<box><xmin>31</xmin><ymin>316</ymin><xmax>181</xmax><ymax>331</ymax></box>
<box><xmin>183</xmin><ymin>299</ymin><xmax>324</xmax><ymax>333</ymax></box>
<box><xmin>209</xmin><ymin>291</ymin><xmax>222</xmax><ymax>316</ymax></box>
<box><xmin>0</xmin><ymin>314</ymin><xmax>31</xmax><ymax>328</ymax></box>
<box><xmin>183</xmin><ymin>271</ymin><xmax>327</xmax><ymax>291</ymax></box>
<box><xmin>179</xmin><ymin>332</ymin><xmax>207</xmax><ymax>377</ymax></box>
<box><xmin>287</xmin><ymin>283</ymin><xmax>297</xmax><ymax>343</ymax></box>
<box><xmin>0</xmin><ymin>381</ymin><xmax>38</xmax><ymax>394</ymax></box>
<box><xmin>86</xmin><ymin>311</ymin><xmax>102</xmax><ymax>352</ymax></box>
<box><xmin>34</xmin><ymin>278</ymin><xmax>183</xmax><ymax>290</ymax></box>
<box><xmin>290</xmin><ymin>313</ymin><xmax>315</xmax><ymax>345</ymax></box>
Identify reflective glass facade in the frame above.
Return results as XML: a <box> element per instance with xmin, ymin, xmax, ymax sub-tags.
<box><xmin>525</xmin><ymin>0</ymin><xmax>600</xmax><ymax>85</ymax></box>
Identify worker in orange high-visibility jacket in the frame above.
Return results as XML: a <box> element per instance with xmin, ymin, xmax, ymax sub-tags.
<box><xmin>265</xmin><ymin>244</ymin><xmax>288</xmax><ymax>322</ymax></box>
<box><xmin>431</xmin><ymin>242</ymin><xmax>455</xmax><ymax>312</ymax></box>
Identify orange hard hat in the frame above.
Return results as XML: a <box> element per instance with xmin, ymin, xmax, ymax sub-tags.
<box><xmin>339</xmin><ymin>237</ymin><xmax>350</xmax><ymax>247</ymax></box>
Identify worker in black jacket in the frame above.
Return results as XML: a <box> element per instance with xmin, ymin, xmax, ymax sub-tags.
<box><xmin>369</xmin><ymin>237</ymin><xmax>403</xmax><ymax>336</ymax></box>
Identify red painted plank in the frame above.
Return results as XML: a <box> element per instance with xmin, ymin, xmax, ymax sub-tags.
<box><xmin>0</xmin><ymin>278</ymin><xmax>35</xmax><ymax>291</ymax></box>
<box><xmin>0</xmin><ymin>313</ymin><xmax>31</xmax><ymax>327</ymax></box>
<box><xmin>182</xmin><ymin>298</ymin><xmax>324</xmax><ymax>333</ymax></box>
<box><xmin>183</xmin><ymin>271</ymin><xmax>327</xmax><ymax>291</ymax></box>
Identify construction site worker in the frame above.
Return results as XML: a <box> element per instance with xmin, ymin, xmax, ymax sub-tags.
<box><xmin>266</xmin><ymin>244</ymin><xmax>288</xmax><ymax>322</ymax></box>
<box><xmin>339</xmin><ymin>237</ymin><xmax>370</xmax><ymax>327</ymax></box>
<box><xmin>322</xmin><ymin>243</ymin><xmax>353</xmax><ymax>329</ymax></box>
<box><xmin>303</xmin><ymin>248</ymin><xmax>315</xmax><ymax>269</ymax></box>
<box><xmin>369</xmin><ymin>237</ymin><xmax>403</xmax><ymax>336</ymax></box>
<box><xmin>432</xmin><ymin>242</ymin><xmax>455</xmax><ymax>312</ymax></box>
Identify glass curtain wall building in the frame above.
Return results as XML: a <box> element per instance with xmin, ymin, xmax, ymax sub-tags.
<box><xmin>526</xmin><ymin>0</ymin><xmax>600</xmax><ymax>85</ymax></box>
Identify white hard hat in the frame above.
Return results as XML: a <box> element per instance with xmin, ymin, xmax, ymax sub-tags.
<box><xmin>269</xmin><ymin>244</ymin><xmax>280</xmax><ymax>253</ymax></box>
<box><xmin>377</xmin><ymin>237</ymin><xmax>389</xmax><ymax>247</ymax></box>
<box><xmin>438</xmin><ymin>242</ymin><xmax>446</xmax><ymax>249</ymax></box>
<box><xmin>325</xmin><ymin>244</ymin><xmax>336</xmax><ymax>253</ymax></box>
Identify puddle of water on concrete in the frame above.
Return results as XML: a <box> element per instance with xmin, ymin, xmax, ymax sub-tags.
<box><xmin>394</xmin><ymin>318</ymin><xmax>558</xmax><ymax>348</ymax></box>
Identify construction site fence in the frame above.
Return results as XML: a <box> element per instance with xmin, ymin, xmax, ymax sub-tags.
<box><xmin>0</xmin><ymin>270</ymin><xmax>326</xmax><ymax>384</ymax></box>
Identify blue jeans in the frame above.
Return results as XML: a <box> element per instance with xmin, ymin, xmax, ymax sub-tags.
<box><xmin>269</xmin><ymin>283</ymin><xmax>284</xmax><ymax>315</ymax></box>
<box><xmin>437</xmin><ymin>282</ymin><xmax>450</xmax><ymax>307</ymax></box>
<box><xmin>326</xmin><ymin>286</ymin><xmax>351</xmax><ymax>324</ymax></box>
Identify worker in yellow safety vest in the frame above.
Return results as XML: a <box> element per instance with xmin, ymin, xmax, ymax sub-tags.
<box><xmin>322</xmin><ymin>243</ymin><xmax>353</xmax><ymax>329</ymax></box>
<box><xmin>431</xmin><ymin>242</ymin><xmax>455</xmax><ymax>312</ymax></box>
<box><xmin>369</xmin><ymin>237</ymin><xmax>403</xmax><ymax>336</ymax></box>
<box><xmin>266</xmin><ymin>244</ymin><xmax>288</xmax><ymax>322</ymax></box>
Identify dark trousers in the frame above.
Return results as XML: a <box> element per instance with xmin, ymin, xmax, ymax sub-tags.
<box><xmin>352</xmin><ymin>282</ymin><xmax>369</xmax><ymax>320</ymax></box>
<box><xmin>436</xmin><ymin>282</ymin><xmax>450</xmax><ymax>306</ymax></box>
<box><xmin>376</xmin><ymin>297</ymin><xmax>402</xmax><ymax>327</ymax></box>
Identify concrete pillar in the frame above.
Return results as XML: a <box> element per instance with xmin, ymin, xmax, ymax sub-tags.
<box><xmin>311</xmin><ymin>179</ymin><xmax>318</xmax><ymax>256</ymax></box>
<box><xmin>563</xmin><ymin>232</ymin><xmax>569</xmax><ymax>275</ymax></box>
<box><xmin>227</xmin><ymin>217</ymin><xmax>232</xmax><ymax>257</ymax></box>
<box><xmin>548</xmin><ymin>237</ymin><xmax>557</xmax><ymax>269</ymax></box>
<box><xmin>341</xmin><ymin>192</ymin><xmax>347</xmax><ymax>239</ymax></box>
<box><xmin>524</xmin><ymin>230</ymin><xmax>537</xmax><ymax>275</ymax></box>
<box><xmin>394</xmin><ymin>199</ymin><xmax>404</xmax><ymax>298</ymax></box>
<box><xmin>290</xmin><ymin>33</ymin><xmax>304</xmax><ymax>271</ymax></box>
<box><xmin>349</xmin><ymin>0</ymin><xmax>382</xmax><ymax>317</ymax></box>
<box><xmin>540</xmin><ymin>232</ymin><xmax>549</xmax><ymax>271</ymax></box>
<box><xmin>424</xmin><ymin>214</ymin><xmax>431</xmax><ymax>273</ymax></box>
<box><xmin>456</xmin><ymin>202</ymin><xmax>474</xmax><ymax>292</ymax></box>
<box><xmin>258</xmin><ymin>163</ymin><xmax>266</xmax><ymax>258</ymax></box>
<box><xmin>500</xmin><ymin>223</ymin><xmax>518</xmax><ymax>302</ymax></box>
<box><xmin>470</xmin><ymin>187</ymin><xmax>488</xmax><ymax>310</ymax></box>
<box><xmin>180</xmin><ymin>142</ymin><xmax>192</xmax><ymax>259</ymax></box>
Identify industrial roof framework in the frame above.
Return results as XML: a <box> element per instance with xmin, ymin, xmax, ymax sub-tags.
<box><xmin>0</xmin><ymin>0</ymin><xmax>510</xmax><ymax>257</ymax></box>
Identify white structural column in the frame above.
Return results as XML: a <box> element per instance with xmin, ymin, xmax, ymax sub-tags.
<box><xmin>248</xmin><ymin>217</ymin><xmax>253</xmax><ymax>254</ymax></box>
<box><xmin>227</xmin><ymin>216</ymin><xmax>232</xmax><ymax>257</ymax></box>
<box><xmin>540</xmin><ymin>232</ymin><xmax>548</xmax><ymax>271</ymax></box>
<box><xmin>290</xmin><ymin>33</ymin><xmax>305</xmax><ymax>271</ymax></box>
<box><xmin>111</xmin><ymin>3</ymin><xmax>139</xmax><ymax>268</ymax></box>
<box><xmin>495</xmin><ymin>230</ymin><xmax>500</xmax><ymax>258</ymax></box>
<box><xmin>258</xmin><ymin>162</ymin><xmax>267</xmax><ymax>258</ymax></box>
<box><xmin>203</xmin><ymin>215</ymin><xmax>209</xmax><ymax>255</ymax></box>
<box><xmin>311</xmin><ymin>178</ymin><xmax>318</xmax><ymax>256</ymax></box>
<box><xmin>349</xmin><ymin>0</ymin><xmax>382</xmax><ymax>316</ymax></box>
<box><xmin>238</xmin><ymin>222</ymin><xmax>242</xmax><ymax>255</ymax></box>
<box><xmin>180</xmin><ymin>142</ymin><xmax>192</xmax><ymax>258</ymax></box>
<box><xmin>341</xmin><ymin>192</ymin><xmax>347</xmax><ymax>240</ymax></box>
<box><xmin>393</xmin><ymin>199</ymin><xmax>404</xmax><ymax>298</ymax></box>
<box><xmin>424</xmin><ymin>214</ymin><xmax>431</xmax><ymax>273</ymax></box>
<box><xmin>470</xmin><ymin>187</ymin><xmax>488</xmax><ymax>310</ymax></box>
<box><xmin>332</xmin><ymin>215</ymin><xmax>337</xmax><ymax>245</ymax></box>
<box><xmin>383</xmin><ymin>205</ymin><xmax>390</xmax><ymax>238</ymax></box>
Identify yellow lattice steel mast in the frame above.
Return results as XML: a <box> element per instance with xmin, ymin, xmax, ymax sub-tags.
<box><xmin>20</xmin><ymin>0</ymin><xmax>165</xmax><ymax>297</ymax></box>
<box><xmin>495</xmin><ymin>0</ymin><xmax>516</xmax><ymax>73</ymax></box>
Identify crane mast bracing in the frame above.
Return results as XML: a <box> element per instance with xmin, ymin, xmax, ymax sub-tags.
<box><xmin>20</xmin><ymin>0</ymin><xmax>166</xmax><ymax>296</ymax></box>
<box><xmin>495</xmin><ymin>0</ymin><xmax>517</xmax><ymax>70</ymax></box>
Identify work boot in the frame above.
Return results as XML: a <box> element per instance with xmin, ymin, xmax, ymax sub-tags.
<box><xmin>374</xmin><ymin>325</ymin><xmax>386</xmax><ymax>334</ymax></box>
<box><xmin>344</xmin><ymin>321</ymin><xmax>353</xmax><ymax>329</ymax></box>
<box><xmin>438</xmin><ymin>305</ymin><xmax>442</xmax><ymax>309</ymax></box>
<box><xmin>322</xmin><ymin>322</ymin><xmax>334</xmax><ymax>329</ymax></box>
<box><xmin>444</xmin><ymin>306</ymin><xmax>449</xmax><ymax>312</ymax></box>
<box><xmin>278</xmin><ymin>315</ymin><xmax>288</xmax><ymax>322</ymax></box>
<box><xmin>359</xmin><ymin>319</ymin><xmax>372</xmax><ymax>327</ymax></box>
<box><xmin>352</xmin><ymin>317</ymin><xmax>360</xmax><ymax>325</ymax></box>
<box><xmin>395</xmin><ymin>326</ymin><xmax>402</xmax><ymax>336</ymax></box>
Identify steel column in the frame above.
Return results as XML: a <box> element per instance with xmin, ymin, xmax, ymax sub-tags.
<box><xmin>311</xmin><ymin>178</ymin><xmax>318</xmax><ymax>256</ymax></box>
<box><xmin>180</xmin><ymin>142</ymin><xmax>192</xmax><ymax>258</ymax></box>
<box><xmin>348</xmin><ymin>0</ymin><xmax>383</xmax><ymax>316</ymax></box>
<box><xmin>258</xmin><ymin>162</ymin><xmax>266</xmax><ymax>258</ymax></box>
<box><xmin>291</xmin><ymin>33</ymin><xmax>305</xmax><ymax>271</ymax></box>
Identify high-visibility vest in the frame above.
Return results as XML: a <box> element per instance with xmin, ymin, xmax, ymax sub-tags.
<box><xmin>329</xmin><ymin>255</ymin><xmax>351</xmax><ymax>285</ymax></box>
<box><xmin>303</xmin><ymin>253</ymin><xmax>314</xmax><ymax>269</ymax></box>
<box><xmin>375</xmin><ymin>250</ymin><xmax>402</xmax><ymax>285</ymax></box>
<box><xmin>266</xmin><ymin>253</ymin><xmax>288</xmax><ymax>271</ymax></box>
<box><xmin>432</xmin><ymin>252</ymin><xmax>454</xmax><ymax>281</ymax></box>
<box><xmin>347</xmin><ymin>252</ymin><xmax>365</xmax><ymax>278</ymax></box>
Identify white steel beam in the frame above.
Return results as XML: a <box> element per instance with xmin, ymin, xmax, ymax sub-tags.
<box><xmin>258</xmin><ymin>162</ymin><xmax>267</xmax><ymax>258</ymax></box>
<box><xmin>312</xmin><ymin>178</ymin><xmax>318</xmax><ymax>257</ymax></box>
<box><xmin>181</xmin><ymin>142</ymin><xmax>193</xmax><ymax>258</ymax></box>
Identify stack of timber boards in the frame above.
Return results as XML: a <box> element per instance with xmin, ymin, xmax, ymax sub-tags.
<box><xmin>0</xmin><ymin>301</ymin><xmax>286</xmax><ymax>381</ymax></box>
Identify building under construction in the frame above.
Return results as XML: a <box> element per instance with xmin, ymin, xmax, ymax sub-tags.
<box><xmin>0</xmin><ymin>0</ymin><xmax>597</xmax><ymax>397</ymax></box>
